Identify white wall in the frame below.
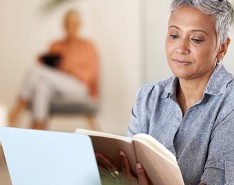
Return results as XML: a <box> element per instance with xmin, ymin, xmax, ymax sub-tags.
<box><xmin>143</xmin><ymin>0</ymin><xmax>172</xmax><ymax>83</ymax></box>
<box><xmin>0</xmin><ymin>0</ymin><xmax>142</xmax><ymax>134</ymax></box>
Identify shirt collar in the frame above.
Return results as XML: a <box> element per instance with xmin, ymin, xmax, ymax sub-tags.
<box><xmin>159</xmin><ymin>77</ymin><xmax>178</xmax><ymax>98</ymax></box>
<box><xmin>204</xmin><ymin>64</ymin><xmax>233</xmax><ymax>95</ymax></box>
<box><xmin>159</xmin><ymin>64</ymin><xmax>233</xmax><ymax>98</ymax></box>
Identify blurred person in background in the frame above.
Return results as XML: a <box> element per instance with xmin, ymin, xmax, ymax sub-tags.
<box><xmin>8</xmin><ymin>9</ymin><xmax>99</xmax><ymax>130</ymax></box>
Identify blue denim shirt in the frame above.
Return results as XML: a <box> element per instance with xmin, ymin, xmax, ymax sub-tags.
<box><xmin>128</xmin><ymin>64</ymin><xmax>234</xmax><ymax>185</ymax></box>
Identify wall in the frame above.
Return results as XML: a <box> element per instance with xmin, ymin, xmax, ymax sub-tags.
<box><xmin>0</xmin><ymin>0</ymin><xmax>142</xmax><ymax>134</ymax></box>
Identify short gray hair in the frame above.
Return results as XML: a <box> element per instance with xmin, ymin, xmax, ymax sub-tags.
<box><xmin>169</xmin><ymin>0</ymin><xmax>234</xmax><ymax>43</ymax></box>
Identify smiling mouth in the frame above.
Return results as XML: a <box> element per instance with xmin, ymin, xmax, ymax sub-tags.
<box><xmin>173</xmin><ymin>59</ymin><xmax>191</xmax><ymax>65</ymax></box>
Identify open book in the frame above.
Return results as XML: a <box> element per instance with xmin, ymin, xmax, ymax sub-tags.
<box><xmin>75</xmin><ymin>129</ymin><xmax>184</xmax><ymax>185</ymax></box>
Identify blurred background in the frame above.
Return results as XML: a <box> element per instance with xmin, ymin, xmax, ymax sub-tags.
<box><xmin>0</xmin><ymin>0</ymin><xmax>234</xmax><ymax>135</ymax></box>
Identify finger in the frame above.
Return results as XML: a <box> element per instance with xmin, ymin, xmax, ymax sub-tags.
<box><xmin>119</xmin><ymin>150</ymin><xmax>132</xmax><ymax>179</ymax></box>
<box><xmin>95</xmin><ymin>152</ymin><xmax>118</xmax><ymax>172</ymax></box>
<box><xmin>95</xmin><ymin>152</ymin><xmax>106</xmax><ymax>169</ymax></box>
<box><xmin>136</xmin><ymin>163</ymin><xmax>148</xmax><ymax>185</ymax></box>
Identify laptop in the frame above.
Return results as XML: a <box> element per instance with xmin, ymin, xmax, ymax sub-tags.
<box><xmin>0</xmin><ymin>127</ymin><xmax>101</xmax><ymax>185</ymax></box>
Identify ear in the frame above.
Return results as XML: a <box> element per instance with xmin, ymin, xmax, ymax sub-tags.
<box><xmin>216</xmin><ymin>37</ymin><xmax>231</xmax><ymax>60</ymax></box>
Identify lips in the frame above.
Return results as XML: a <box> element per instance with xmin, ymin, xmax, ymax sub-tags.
<box><xmin>173</xmin><ymin>59</ymin><xmax>191</xmax><ymax>65</ymax></box>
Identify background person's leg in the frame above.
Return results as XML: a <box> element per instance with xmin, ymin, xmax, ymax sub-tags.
<box><xmin>8</xmin><ymin>98</ymin><xmax>27</xmax><ymax>127</ymax></box>
<box><xmin>9</xmin><ymin>63</ymin><xmax>90</xmax><ymax>129</ymax></box>
<box><xmin>8</xmin><ymin>64</ymin><xmax>44</xmax><ymax>127</ymax></box>
<box><xmin>31</xmin><ymin>81</ymin><xmax>55</xmax><ymax>130</ymax></box>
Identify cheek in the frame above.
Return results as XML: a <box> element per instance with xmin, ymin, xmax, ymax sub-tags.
<box><xmin>193</xmin><ymin>47</ymin><xmax>217</xmax><ymax>64</ymax></box>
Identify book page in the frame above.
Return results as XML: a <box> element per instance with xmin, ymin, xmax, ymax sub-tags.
<box><xmin>133</xmin><ymin>140</ymin><xmax>184</xmax><ymax>185</ymax></box>
<box><xmin>133</xmin><ymin>134</ymin><xmax>177</xmax><ymax>165</ymax></box>
<box><xmin>75</xmin><ymin>129</ymin><xmax>132</xmax><ymax>142</ymax></box>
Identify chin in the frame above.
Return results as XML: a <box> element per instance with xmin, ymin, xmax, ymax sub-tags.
<box><xmin>170</xmin><ymin>69</ymin><xmax>194</xmax><ymax>80</ymax></box>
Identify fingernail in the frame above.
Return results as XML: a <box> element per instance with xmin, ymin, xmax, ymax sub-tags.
<box><xmin>119</xmin><ymin>150</ymin><xmax>124</xmax><ymax>156</ymax></box>
<box><xmin>136</xmin><ymin>163</ymin><xmax>142</xmax><ymax>169</ymax></box>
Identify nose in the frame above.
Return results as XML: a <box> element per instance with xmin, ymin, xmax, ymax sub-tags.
<box><xmin>175</xmin><ymin>38</ymin><xmax>190</xmax><ymax>55</ymax></box>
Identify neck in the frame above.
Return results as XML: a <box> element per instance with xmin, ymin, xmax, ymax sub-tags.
<box><xmin>176</xmin><ymin>64</ymin><xmax>217</xmax><ymax>114</ymax></box>
<box><xmin>66</xmin><ymin>34</ymin><xmax>80</xmax><ymax>43</ymax></box>
<box><xmin>177</xmin><ymin>72</ymin><xmax>213</xmax><ymax>115</ymax></box>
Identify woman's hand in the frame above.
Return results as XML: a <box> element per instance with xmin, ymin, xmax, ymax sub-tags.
<box><xmin>96</xmin><ymin>150</ymin><xmax>149</xmax><ymax>185</ymax></box>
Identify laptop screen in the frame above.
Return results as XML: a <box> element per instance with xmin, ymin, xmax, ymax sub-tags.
<box><xmin>0</xmin><ymin>127</ymin><xmax>101</xmax><ymax>185</ymax></box>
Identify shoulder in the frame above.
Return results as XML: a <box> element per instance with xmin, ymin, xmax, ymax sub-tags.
<box><xmin>220</xmin><ymin>79</ymin><xmax>234</xmax><ymax>110</ymax></box>
<box><xmin>214</xmin><ymin>69</ymin><xmax>234</xmax><ymax>124</ymax></box>
<box><xmin>79</xmin><ymin>39</ymin><xmax>95</xmax><ymax>47</ymax></box>
<box><xmin>220</xmin><ymin>67</ymin><xmax>234</xmax><ymax>104</ymax></box>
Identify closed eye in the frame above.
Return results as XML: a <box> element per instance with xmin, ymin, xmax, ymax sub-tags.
<box><xmin>169</xmin><ymin>34</ymin><xmax>179</xmax><ymax>40</ymax></box>
<box><xmin>191</xmin><ymin>38</ymin><xmax>204</xmax><ymax>44</ymax></box>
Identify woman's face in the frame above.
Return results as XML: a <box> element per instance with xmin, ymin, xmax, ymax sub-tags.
<box><xmin>165</xmin><ymin>6</ymin><xmax>221</xmax><ymax>81</ymax></box>
<box><xmin>64</xmin><ymin>13</ymin><xmax>80</xmax><ymax>39</ymax></box>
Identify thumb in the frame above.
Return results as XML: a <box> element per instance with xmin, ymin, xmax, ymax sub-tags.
<box><xmin>136</xmin><ymin>163</ymin><xmax>148</xmax><ymax>185</ymax></box>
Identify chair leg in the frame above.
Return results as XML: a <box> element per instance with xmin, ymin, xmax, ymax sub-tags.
<box><xmin>86</xmin><ymin>115</ymin><xmax>99</xmax><ymax>131</ymax></box>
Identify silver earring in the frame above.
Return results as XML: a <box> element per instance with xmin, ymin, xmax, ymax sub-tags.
<box><xmin>217</xmin><ymin>59</ymin><xmax>223</xmax><ymax>65</ymax></box>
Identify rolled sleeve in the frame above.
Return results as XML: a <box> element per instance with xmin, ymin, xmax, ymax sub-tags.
<box><xmin>201</xmin><ymin>110</ymin><xmax>234</xmax><ymax>185</ymax></box>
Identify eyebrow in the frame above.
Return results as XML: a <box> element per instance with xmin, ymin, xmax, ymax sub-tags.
<box><xmin>168</xmin><ymin>25</ymin><xmax>208</xmax><ymax>35</ymax></box>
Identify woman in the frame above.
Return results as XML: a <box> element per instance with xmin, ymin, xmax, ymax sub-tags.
<box><xmin>8</xmin><ymin>10</ymin><xmax>99</xmax><ymax>130</ymax></box>
<box><xmin>97</xmin><ymin>0</ymin><xmax>234</xmax><ymax>184</ymax></box>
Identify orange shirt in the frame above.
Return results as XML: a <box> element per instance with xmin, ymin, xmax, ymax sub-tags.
<box><xmin>49</xmin><ymin>39</ymin><xmax>99</xmax><ymax>99</ymax></box>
